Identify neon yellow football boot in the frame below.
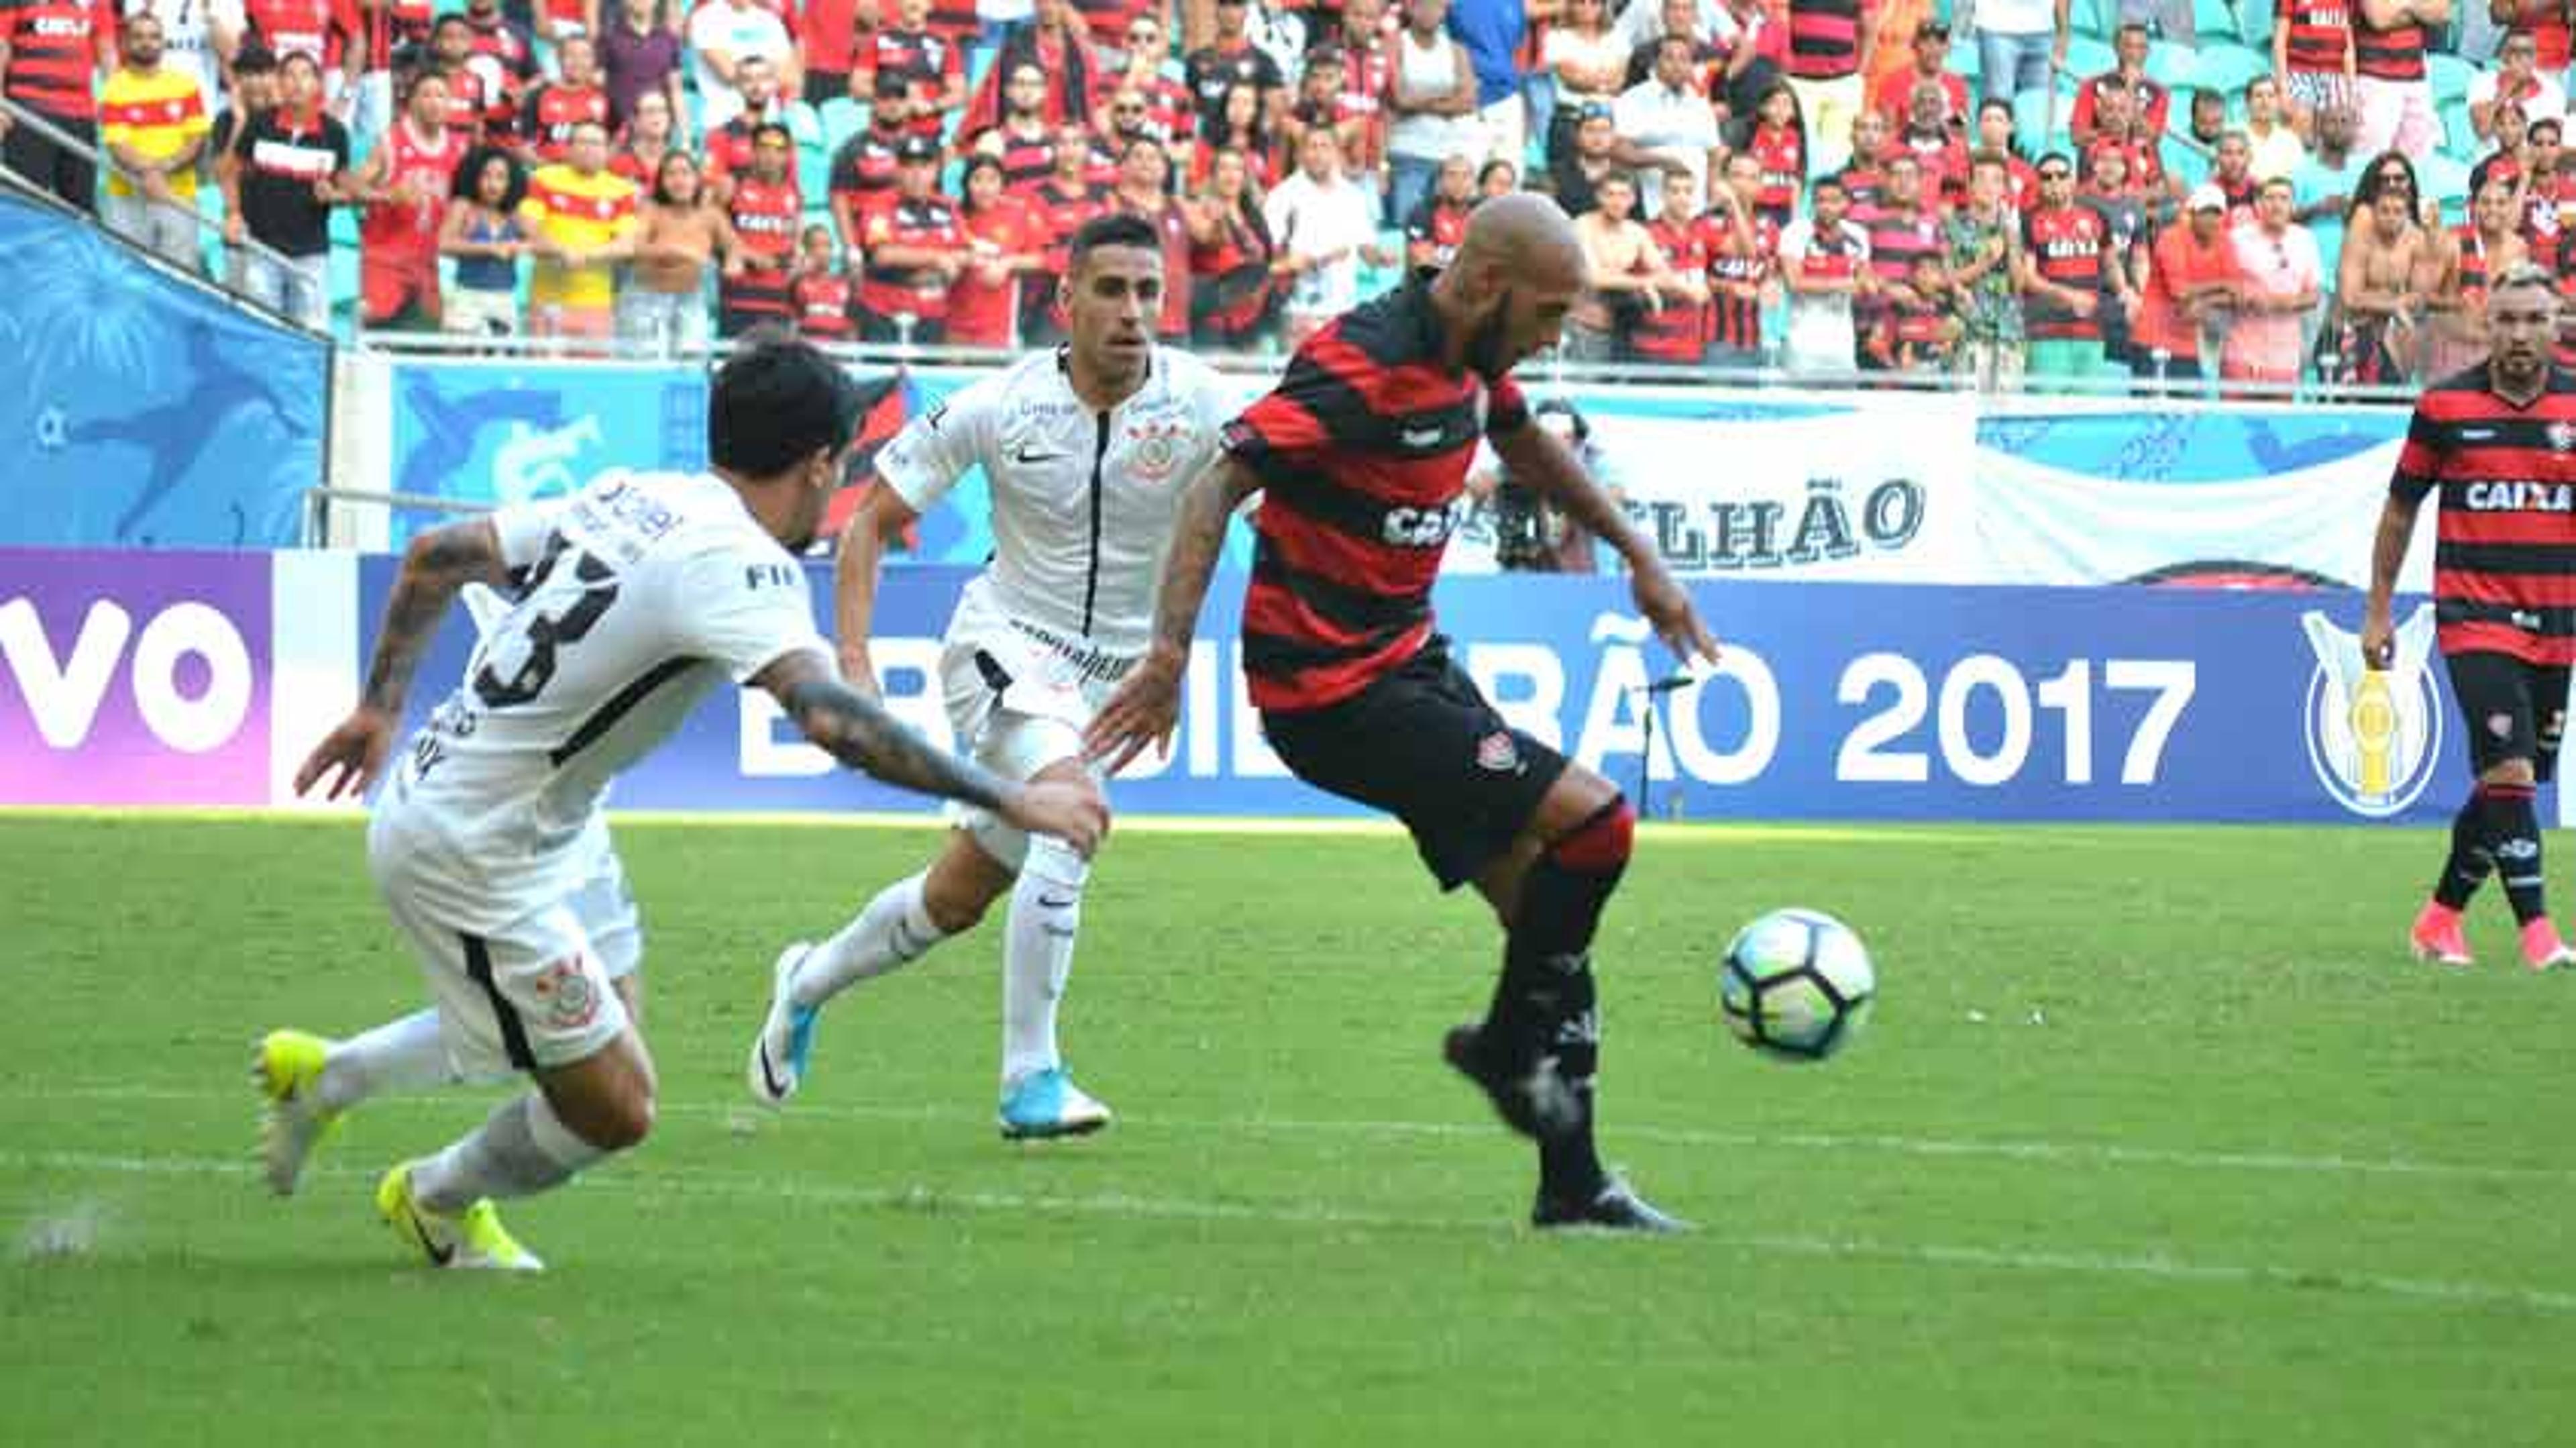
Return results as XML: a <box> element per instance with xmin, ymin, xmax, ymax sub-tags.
<box><xmin>375</xmin><ymin>1162</ymin><xmax>544</xmax><ymax>1272</ymax></box>
<box><xmin>252</xmin><ymin>1029</ymin><xmax>343</xmax><ymax>1196</ymax></box>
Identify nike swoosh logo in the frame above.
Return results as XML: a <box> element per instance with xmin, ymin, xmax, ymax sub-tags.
<box><xmin>1010</xmin><ymin>448</ymin><xmax>1071</xmax><ymax>465</ymax></box>
<box><xmin>757</xmin><ymin>1039</ymin><xmax>790</xmax><ymax>1099</ymax></box>
<box><xmin>1037</xmin><ymin>894</ymin><xmax>1078</xmax><ymax>909</ymax></box>
<box><xmin>405</xmin><ymin>1207</ymin><xmax>455</xmax><ymax>1266</ymax></box>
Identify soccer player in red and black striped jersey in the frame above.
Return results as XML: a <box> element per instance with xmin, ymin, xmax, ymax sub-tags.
<box><xmin>1088</xmin><ymin>194</ymin><xmax>1720</xmax><ymax>1232</ymax></box>
<box><xmin>2365</xmin><ymin>264</ymin><xmax>2576</xmax><ymax>972</ymax></box>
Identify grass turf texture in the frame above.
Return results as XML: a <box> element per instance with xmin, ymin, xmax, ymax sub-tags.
<box><xmin>4</xmin><ymin>813</ymin><xmax>2574</xmax><ymax>1446</ymax></box>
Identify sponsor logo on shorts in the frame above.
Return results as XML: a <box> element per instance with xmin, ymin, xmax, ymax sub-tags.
<box><xmin>531</xmin><ymin>959</ymin><xmax>600</xmax><ymax>1031</ymax></box>
<box><xmin>1474</xmin><ymin>730</ymin><xmax>1521</xmax><ymax>774</ymax></box>
<box><xmin>2299</xmin><ymin>606</ymin><xmax>2443</xmax><ymax>819</ymax></box>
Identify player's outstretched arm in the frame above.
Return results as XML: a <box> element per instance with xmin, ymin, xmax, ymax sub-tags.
<box><xmin>2360</xmin><ymin>492</ymin><xmax>2424</xmax><ymax>668</ymax></box>
<box><xmin>1083</xmin><ymin>455</ymin><xmax>1264</xmax><ymax>774</ymax></box>
<box><xmin>1491</xmin><ymin>419</ymin><xmax>1721</xmax><ymax>670</ymax></box>
<box><xmin>294</xmin><ymin>519</ymin><xmax>509</xmax><ymax>800</ymax></box>
<box><xmin>833</xmin><ymin>483</ymin><xmax>922</xmax><ymax>694</ymax></box>
<box><xmin>757</xmin><ymin>650</ymin><xmax>1109</xmax><ymax>856</ymax></box>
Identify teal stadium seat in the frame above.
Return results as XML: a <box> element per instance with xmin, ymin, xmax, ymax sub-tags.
<box><xmin>2428</xmin><ymin>52</ymin><xmax>2478</xmax><ymax>107</ymax></box>
<box><xmin>819</xmin><ymin>97</ymin><xmax>866</xmax><ymax>154</ymax></box>
<box><xmin>2142</xmin><ymin>40</ymin><xmax>2196</xmax><ymax>94</ymax></box>
<box><xmin>2186</xmin><ymin>43</ymin><xmax>2273</xmax><ymax>101</ymax></box>
<box><xmin>2061</xmin><ymin>36</ymin><xmax>2116</xmax><ymax>83</ymax></box>
<box><xmin>2418</xmin><ymin>152</ymin><xmax>2471</xmax><ymax>221</ymax></box>
<box><xmin>2192</xmin><ymin>0</ymin><xmax>2243</xmax><ymax>42</ymax></box>
<box><xmin>2440</xmin><ymin>98</ymin><xmax>2477</xmax><ymax>159</ymax></box>
<box><xmin>2161</xmin><ymin>132</ymin><xmax>2212</xmax><ymax>190</ymax></box>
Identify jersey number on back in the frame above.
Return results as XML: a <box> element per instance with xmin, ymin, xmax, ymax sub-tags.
<box><xmin>474</xmin><ymin>537</ymin><xmax>622</xmax><ymax>709</ymax></box>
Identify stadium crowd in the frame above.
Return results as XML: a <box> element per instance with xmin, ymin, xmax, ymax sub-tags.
<box><xmin>0</xmin><ymin>0</ymin><xmax>2564</xmax><ymax>386</ymax></box>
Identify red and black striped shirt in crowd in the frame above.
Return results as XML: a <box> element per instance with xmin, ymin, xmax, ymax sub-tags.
<box><xmin>861</xmin><ymin>26</ymin><xmax>962</xmax><ymax>138</ymax></box>
<box><xmin>2024</xmin><ymin>205</ymin><xmax>2108</xmax><ymax>341</ymax></box>
<box><xmin>521</xmin><ymin>81</ymin><xmax>608</xmax><ymax>166</ymax></box>
<box><xmin>1699</xmin><ymin>212</ymin><xmax>1774</xmax><ymax>352</ymax></box>
<box><xmin>2276</xmin><ymin>0</ymin><xmax>2351</xmax><ymax>74</ymax></box>
<box><xmin>985</xmin><ymin>121</ymin><xmax>1057</xmax><ymax>195</ymax></box>
<box><xmin>828</xmin><ymin>124</ymin><xmax>903</xmax><ymax>223</ymax></box>
<box><xmin>2392</xmin><ymin>364</ymin><xmax>2576</xmax><ymax>664</ymax></box>
<box><xmin>794</xmin><ymin>269</ymin><xmax>856</xmax><ymax>339</ymax></box>
<box><xmin>1</xmin><ymin>0</ymin><xmax>107</xmax><ymax>119</ymax></box>
<box><xmin>1636</xmin><ymin>215</ymin><xmax>1711</xmax><ymax>362</ymax></box>
<box><xmin>722</xmin><ymin>175</ymin><xmax>802</xmax><ymax>320</ymax></box>
<box><xmin>861</xmin><ymin>195</ymin><xmax>966</xmax><ymax>322</ymax></box>
<box><xmin>1222</xmin><ymin>282</ymin><xmax>1534</xmax><ymax>711</ymax></box>
<box><xmin>2354</xmin><ymin>9</ymin><xmax>2425</xmax><ymax>82</ymax></box>
<box><xmin>1786</xmin><ymin>0</ymin><xmax>1865</xmax><ymax>80</ymax></box>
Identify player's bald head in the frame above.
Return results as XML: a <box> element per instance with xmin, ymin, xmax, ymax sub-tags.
<box><xmin>1451</xmin><ymin>192</ymin><xmax>1585</xmax><ymax>295</ymax></box>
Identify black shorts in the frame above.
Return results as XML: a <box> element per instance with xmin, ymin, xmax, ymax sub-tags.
<box><xmin>2446</xmin><ymin>650</ymin><xmax>2571</xmax><ymax>780</ymax></box>
<box><xmin>1260</xmin><ymin>635</ymin><xmax>1570</xmax><ymax>892</ymax></box>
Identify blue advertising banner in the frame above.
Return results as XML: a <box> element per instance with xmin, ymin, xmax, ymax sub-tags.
<box><xmin>356</xmin><ymin>562</ymin><xmax>2474</xmax><ymax>826</ymax></box>
<box><xmin>0</xmin><ymin>193</ymin><xmax>328</xmax><ymax>549</ymax></box>
<box><xmin>386</xmin><ymin>362</ymin><xmax>710</xmax><ymax>537</ymax></box>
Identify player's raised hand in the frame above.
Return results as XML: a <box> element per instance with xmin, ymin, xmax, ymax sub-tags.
<box><xmin>1083</xmin><ymin>648</ymin><xmax>1181</xmax><ymax>776</ymax></box>
<box><xmin>1006</xmin><ymin>776</ymin><xmax>1111</xmax><ymax>858</ymax></box>
<box><xmin>1630</xmin><ymin>558</ymin><xmax>1721</xmax><ymax>668</ymax></box>
<box><xmin>293</xmin><ymin>707</ymin><xmax>398</xmax><ymax>802</ymax></box>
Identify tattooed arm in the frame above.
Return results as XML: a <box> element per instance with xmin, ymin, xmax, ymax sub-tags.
<box><xmin>755</xmin><ymin>650</ymin><xmax>1109</xmax><ymax>855</ymax></box>
<box><xmin>1081</xmin><ymin>454</ymin><xmax>1264</xmax><ymax>774</ymax></box>
<box><xmin>294</xmin><ymin>519</ymin><xmax>510</xmax><ymax>800</ymax></box>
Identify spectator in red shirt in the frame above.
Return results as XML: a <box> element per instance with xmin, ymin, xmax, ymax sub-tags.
<box><xmin>609</xmin><ymin>85</ymin><xmax>679</xmax><ymax>183</ymax></box>
<box><xmin>2135</xmin><ymin>182</ymin><xmax>2246</xmax><ymax>386</ymax></box>
<box><xmin>1867</xmin><ymin>17</ymin><xmax>1964</xmax><ymax>131</ymax></box>
<box><xmin>1185</xmin><ymin>142</ymin><xmax>1279</xmax><ymax>348</ymax></box>
<box><xmin>1</xmin><ymin>0</ymin><xmax>115</xmax><ymax>211</ymax></box>
<box><xmin>799</xmin><ymin>0</ymin><xmax>864</xmax><ymax>105</ymax></box>
<box><xmin>519</xmin><ymin>32</ymin><xmax>610</xmax><ymax>166</ymax></box>
<box><xmin>947</xmin><ymin>152</ymin><xmax>1043</xmax><ymax>347</ymax></box>
<box><xmin>856</xmin><ymin>0</ymin><xmax>964</xmax><ymax>136</ymax></box>
<box><xmin>2070</xmin><ymin>22</ymin><xmax>2170</xmax><ymax>152</ymax></box>
<box><xmin>791</xmin><ymin>221</ymin><xmax>857</xmax><ymax>338</ymax></box>
<box><xmin>1108</xmin><ymin>136</ymin><xmax>1193</xmax><ymax>338</ymax></box>
<box><xmin>859</xmin><ymin>132</ymin><xmax>969</xmax><ymax>340</ymax></box>
<box><xmin>1022</xmin><ymin>122</ymin><xmax>1108</xmax><ymax>343</ymax></box>
<box><xmin>356</xmin><ymin>65</ymin><xmax>466</xmax><ymax>328</ymax></box>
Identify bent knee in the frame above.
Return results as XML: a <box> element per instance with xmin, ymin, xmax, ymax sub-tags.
<box><xmin>592</xmin><ymin>1090</ymin><xmax>655</xmax><ymax>1151</ymax></box>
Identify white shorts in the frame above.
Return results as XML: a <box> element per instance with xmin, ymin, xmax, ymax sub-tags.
<box><xmin>368</xmin><ymin>807</ymin><xmax>641</xmax><ymax>1079</ymax></box>
<box><xmin>937</xmin><ymin>583</ymin><xmax>1130</xmax><ymax>872</ymax></box>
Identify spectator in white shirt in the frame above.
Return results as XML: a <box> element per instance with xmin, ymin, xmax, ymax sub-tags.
<box><xmin>1614</xmin><ymin>34</ymin><xmax>1723</xmax><ymax>218</ymax></box>
<box><xmin>689</xmin><ymin>0</ymin><xmax>800</xmax><ymax>134</ymax></box>
<box><xmin>1264</xmin><ymin>128</ymin><xmax>1392</xmax><ymax>344</ymax></box>
<box><xmin>2471</xmin><ymin>32</ymin><xmax>2565</xmax><ymax>144</ymax></box>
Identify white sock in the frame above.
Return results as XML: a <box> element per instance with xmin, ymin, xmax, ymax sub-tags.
<box><xmin>315</xmin><ymin>1009</ymin><xmax>453</xmax><ymax>1113</ymax></box>
<box><xmin>792</xmin><ymin>871</ymin><xmax>949</xmax><ymax>1009</ymax></box>
<box><xmin>411</xmin><ymin>1091</ymin><xmax>610</xmax><ymax>1212</ymax></box>
<box><xmin>1000</xmin><ymin>836</ymin><xmax>1088</xmax><ymax>1086</ymax></box>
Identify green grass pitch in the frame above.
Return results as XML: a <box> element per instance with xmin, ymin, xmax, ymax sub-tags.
<box><xmin>4</xmin><ymin>812</ymin><xmax>2574</xmax><ymax>1446</ymax></box>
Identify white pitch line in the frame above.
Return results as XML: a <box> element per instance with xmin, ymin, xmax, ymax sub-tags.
<box><xmin>22</xmin><ymin>1083</ymin><xmax>2576</xmax><ymax>1186</ymax></box>
<box><xmin>6</xmin><ymin>1149</ymin><xmax>2573</xmax><ymax>1316</ymax></box>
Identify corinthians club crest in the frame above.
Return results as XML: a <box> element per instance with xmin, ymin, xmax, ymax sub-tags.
<box><xmin>2300</xmin><ymin>605</ymin><xmax>2443</xmax><ymax>819</ymax></box>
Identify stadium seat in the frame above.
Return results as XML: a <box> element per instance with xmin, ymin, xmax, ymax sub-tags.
<box><xmin>2142</xmin><ymin>40</ymin><xmax>2196</xmax><ymax>94</ymax></box>
<box><xmin>2012</xmin><ymin>85</ymin><xmax>2074</xmax><ymax>156</ymax></box>
<box><xmin>2186</xmin><ymin>43</ymin><xmax>2272</xmax><ymax>100</ymax></box>
<box><xmin>2061</xmin><ymin>36</ymin><xmax>2116</xmax><ymax>83</ymax></box>
<box><xmin>2161</xmin><ymin>132</ymin><xmax>2213</xmax><ymax>190</ymax></box>
<box><xmin>2428</xmin><ymin>52</ymin><xmax>2478</xmax><ymax>107</ymax></box>
<box><xmin>783</xmin><ymin>100</ymin><xmax>823</xmax><ymax>149</ymax></box>
<box><xmin>797</xmin><ymin>145</ymin><xmax>830</xmax><ymax>207</ymax></box>
<box><xmin>820</xmin><ymin>97</ymin><xmax>865</xmax><ymax>154</ymax></box>
<box><xmin>2192</xmin><ymin>0</ymin><xmax>2243</xmax><ymax>41</ymax></box>
<box><xmin>2418</xmin><ymin>151</ymin><xmax>2471</xmax><ymax>221</ymax></box>
<box><xmin>2440</xmin><ymin>98</ymin><xmax>2478</xmax><ymax>160</ymax></box>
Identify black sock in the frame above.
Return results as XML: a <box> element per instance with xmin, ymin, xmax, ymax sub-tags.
<box><xmin>2433</xmin><ymin>796</ymin><xmax>2494</xmax><ymax>910</ymax></box>
<box><xmin>2477</xmin><ymin>782</ymin><xmax>2548</xmax><ymax>925</ymax></box>
<box><xmin>1493</xmin><ymin>798</ymin><xmax>1633</xmax><ymax>1202</ymax></box>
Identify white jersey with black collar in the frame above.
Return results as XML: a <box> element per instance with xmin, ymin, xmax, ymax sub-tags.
<box><xmin>875</xmin><ymin>346</ymin><xmax>1235</xmax><ymax>656</ymax></box>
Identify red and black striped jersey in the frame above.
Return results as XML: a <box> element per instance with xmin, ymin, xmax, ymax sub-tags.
<box><xmin>1</xmin><ymin>0</ymin><xmax>107</xmax><ymax>118</ymax></box>
<box><xmin>794</xmin><ymin>270</ymin><xmax>855</xmax><ymax>338</ymax></box>
<box><xmin>727</xmin><ymin>174</ymin><xmax>801</xmax><ymax>268</ymax></box>
<box><xmin>1699</xmin><ymin>211</ymin><xmax>1775</xmax><ymax>350</ymax></box>
<box><xmin>984</xmin><ymin>121</ymin><xmax>1057</xmax><ymax>195</ymax></box>
<box><xmin>1026</xmin><ymin>177</ymin><xmax>1105</xmax><ymax>274</ymax></box>
<box><xmin>2276</xmin><ymin>0</ymin><xmax>2351</xmax><ymax>74</ymax></box>
<box><xmin>1403</xmin><ymin>196</ymin><xmax>1471</xmax><ymax>272</ymax></box>
<box><xmin>2024</xmin><ymin>205</ymin><xmax>2107</xmax><ymax>340</ymax></box>
<box><xmin>860</xmin><ymin>25</ymin><xmax>962</xmax><ymax>138</ymax></box>
<box><xmin>828</xmin><ymin>125</ymin><xmax>903</xmax><ymax>217</ymax></box>
<box><xmin>861</xmin><ymin>195</ymin><xmax>966</xmax><ymax>320</ymax></box>
<box><xmin>1867</xmin><ymin>207</ymin><xmax>1941</xmax><ymax>291</ymax></box>
<box><xmin>521</xmin><ymin>81</ymin><xmax>608</xmax><ymax>165</ymax></box>
<box><xmin>1785</xmin><ymin>0</ymin><xmax>1863</xmax><ymax>79</ymax></box>
<box><xmin>2392</xmin><ymin>364</ymin><xmax>2576</xmax><ymax>664</ymax></box>
<box><xmin>2454</xmin><ymin>223</ymin><xmax>2495</xmax><ymax>303</ymax></box>
<box><xmin>1750</xmin><ymin>122</ymin><xmax>1803</xmax><ymax>216</ymax></box>
<box><xmin>1635</xmin><ymin>217</ymin><xmax>1710</xmax><ymax>362</ymax></box>
<box><xmin>241</xmin><ymin>0</ymin><xmax>341</xmax><ymax>69</ymax></box>
<box><xmin>2354</xmin><ymin>9</ymin><xmax>2425</xmax><ymax>81</ymax></box>
<box><xmin>1222</xmin><ymin>282</ymin><xmax>1533</xmax><ymax>711</ymax></box>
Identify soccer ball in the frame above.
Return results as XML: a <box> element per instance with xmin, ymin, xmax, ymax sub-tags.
<box><xmin>1719</xmin><ymin>908</ymin><xmax>1875</xmax><ymax>1063</ymax></box>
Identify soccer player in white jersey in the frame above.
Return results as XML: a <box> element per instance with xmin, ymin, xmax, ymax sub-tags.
<box><xmin>253</xmin><ymin>338</ymin><xmax>1108</xmax><ymax>1270</ymax></box>
<box><xmin>747</xmin><ymin>213</ymin><xmax>1234</xmax><ymax>1138</ymax></box>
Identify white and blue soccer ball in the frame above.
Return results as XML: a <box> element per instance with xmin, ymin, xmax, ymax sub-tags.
<box><xmin>1719</xmin><ymin>909</ymin><xmax>1875</xmax><ymax>1063</ymax></box>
